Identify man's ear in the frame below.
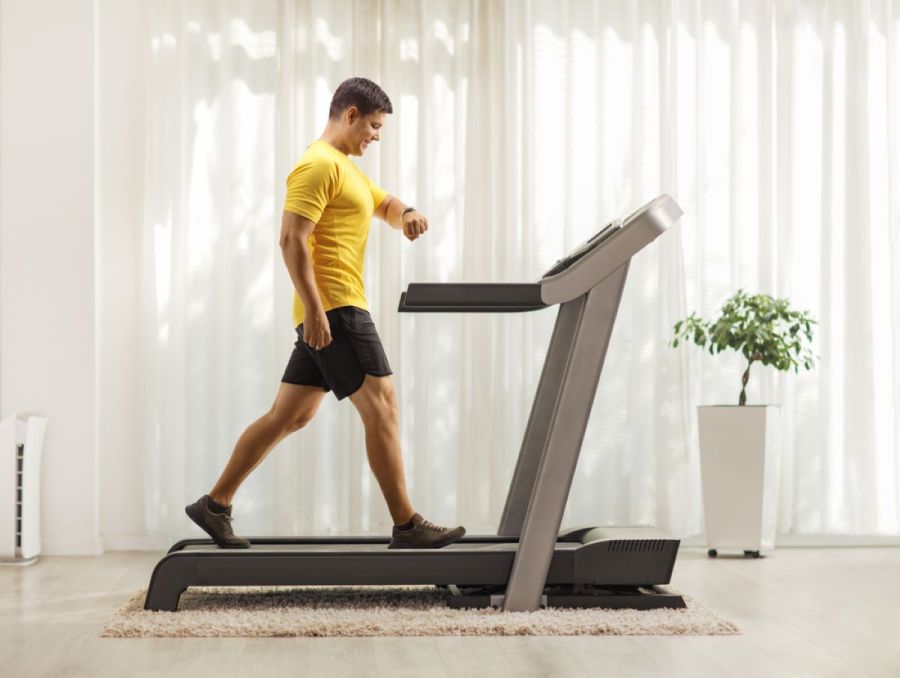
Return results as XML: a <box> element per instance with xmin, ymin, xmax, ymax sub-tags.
<box><xmin>345</xmin><ymin>106</ymin><xmax>359</xmax><ymax>125</ymax></box>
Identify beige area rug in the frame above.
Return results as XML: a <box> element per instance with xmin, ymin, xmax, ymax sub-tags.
<box><xmin>101</xmin><ymin>586</ymin><xmax>740</xmax><ymax>638</ymax></box>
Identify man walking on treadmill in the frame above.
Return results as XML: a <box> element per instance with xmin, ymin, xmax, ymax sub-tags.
<box><xmin>186</xmin><ymin>77</ymin><xmax>466</xmax><ymax>550</ymax></box>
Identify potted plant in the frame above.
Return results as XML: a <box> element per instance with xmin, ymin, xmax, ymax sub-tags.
<box><xmin>671</xmin><ymin>290</ymin><xmax>816</xmax><ymax>558</ymax></box>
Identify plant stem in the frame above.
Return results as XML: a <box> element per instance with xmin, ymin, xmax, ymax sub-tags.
<box><xmin>739</xmin><ymin>360</ymin><xmax>753</xmax><ymax>405</ymax></box>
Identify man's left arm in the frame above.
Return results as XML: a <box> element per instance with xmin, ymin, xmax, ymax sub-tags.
<box><xmin>374</xmin><ymin>194</ymin><xmax>429</xmax><ymax>241</ymax></box>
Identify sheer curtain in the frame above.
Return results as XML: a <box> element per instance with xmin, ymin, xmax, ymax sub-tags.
<box><xmin>135</xmin><ymin>0</ymin><xmax>900</xmax><ymax>541</ymax></box>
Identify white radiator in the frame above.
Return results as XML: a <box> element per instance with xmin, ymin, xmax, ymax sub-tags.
<box><xmin>0</xmin><ymin>413</ymin><xmax>47</xmax><ymax>563</ymax></box>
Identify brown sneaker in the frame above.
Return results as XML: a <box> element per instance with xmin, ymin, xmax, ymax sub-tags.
<box><xmin>185</xmin><ymin>495</ymin><xmax>251</xmax><ymax>549</ymax></box>
<box><xmin>388</xmin><ymin>513</ymin><xmax>466</xmax><ymax>549</ymax></box>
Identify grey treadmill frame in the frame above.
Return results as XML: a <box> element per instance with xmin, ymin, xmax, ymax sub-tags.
<box><xmin>144</xmin><ymin>194</ymin><xmax>684</xmax><ymax>613</ymax></box>
<box><xmin>395</xmin><ymin>193</ymin><xmax>682</xmax><ymax>611</ymax></box>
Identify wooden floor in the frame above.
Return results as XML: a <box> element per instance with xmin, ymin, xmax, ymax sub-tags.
<box><xmin>1</xmin><ymin>547</ymin><xmax>898</xmax><ymax>677</ymax></box>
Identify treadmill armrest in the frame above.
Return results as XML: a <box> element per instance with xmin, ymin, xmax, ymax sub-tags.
<box><xmin>398</xmin><ymin>283</ymin><xmax>547</xmax><ymax>313</ymax></box>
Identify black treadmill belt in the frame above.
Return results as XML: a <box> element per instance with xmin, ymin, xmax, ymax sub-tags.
<box><xmin>178</xmin><ymin>542</ymin><xmax>581</xmax><ymax>553</ymax></box>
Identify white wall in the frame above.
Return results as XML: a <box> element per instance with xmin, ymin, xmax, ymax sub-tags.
<box><xmin>0</xmin><ymin>0</ymin><xmax>101</xmax><ymax>554</ymax></box>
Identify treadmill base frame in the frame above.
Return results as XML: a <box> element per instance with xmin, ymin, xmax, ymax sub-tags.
<box><xmin>446</xmin><ymin>583</ymin><xmax>686</xmax><ymax>610</ymax></box>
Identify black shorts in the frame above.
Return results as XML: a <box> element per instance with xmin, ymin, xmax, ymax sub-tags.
<box><xmin>281</xmin><ymin>306</ymin><xmax>393</xmax><ymax>400</ymax></box>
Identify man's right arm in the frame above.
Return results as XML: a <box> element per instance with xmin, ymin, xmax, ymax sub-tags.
<box><xmin>279</xmin><ymin>210</ymin><xmax>331</xmax><ymax>348</ymax></box>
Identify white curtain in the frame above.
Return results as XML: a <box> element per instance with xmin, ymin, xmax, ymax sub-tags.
<box><xmin>136</xmin><ymin>0</ymin><xmax>900</xmax><ymax>541</ymax></box>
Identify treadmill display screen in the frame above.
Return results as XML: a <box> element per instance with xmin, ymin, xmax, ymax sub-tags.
<box><xmin>541</xmin><ymin>219</ymin><xmax>623</xmax><ymax>278</ymax></box>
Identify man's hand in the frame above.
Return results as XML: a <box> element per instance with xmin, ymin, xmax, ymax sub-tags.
<box><xmin>303</xmin><ymin>307</ymin><xmax>332</xmax><ymax>350</ymax></box>
<box><xmin>402</xmin><ymin>210</ymin><xmax>429</xmax><ymax>241</ymax></box>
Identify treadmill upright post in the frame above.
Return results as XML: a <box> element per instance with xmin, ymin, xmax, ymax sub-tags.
<box><xmin>498</xmin><ymin>288</ymin><xmax>582</xmax><ymax>537</ymax></box>
<box><xmin>502</xmin><ymin>264</ymin><xmax>630</xmax><ymax>612</ymax></box>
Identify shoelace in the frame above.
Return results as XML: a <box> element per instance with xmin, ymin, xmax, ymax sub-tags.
<box><xmin>417</xmin><ymin>517</ymin><xmax>446</xmax><ymax>532</ymax></box>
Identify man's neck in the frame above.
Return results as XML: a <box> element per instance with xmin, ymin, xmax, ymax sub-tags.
<box><xmin>319</xmin><ymin>126</ymin><xmax>352</xmax><ymax>155</ymax></box>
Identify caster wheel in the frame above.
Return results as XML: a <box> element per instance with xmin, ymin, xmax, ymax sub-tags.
<box><xmin>743</xmin><ymin>550</ymin><xmax>761</xmax><ymax>558</ymax></box>
<box><xmin>707</xmin><ymin>549</ymin><xmax>718</xmax><ymax>558</ymax></box>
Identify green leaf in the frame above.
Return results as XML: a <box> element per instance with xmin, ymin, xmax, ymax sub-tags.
<box><xmin>669</xmin><ymin>290</ymin><xmax>818</xmax><ymax>387</ymax></box>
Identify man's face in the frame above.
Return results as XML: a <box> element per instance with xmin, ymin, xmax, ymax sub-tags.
<box><xmin>347</xmin><ymin>109</ymin><xmax>385</xmax><ymax>156</ymax></box>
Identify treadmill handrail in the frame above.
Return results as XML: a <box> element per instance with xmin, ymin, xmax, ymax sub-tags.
<box><xmin>399</xmin><ymin>282</ymin><xmax>546</xmax><ymax>313</ymax></box>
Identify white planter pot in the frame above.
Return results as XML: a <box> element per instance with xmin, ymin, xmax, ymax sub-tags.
<box><xmin>698</xmin><ymin>405</ymin><xmax>781</xmax><ymax>555</ymax></box>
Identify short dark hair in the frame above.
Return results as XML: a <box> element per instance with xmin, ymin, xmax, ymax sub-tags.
<box><xmin>328</xmin><ymin>77</ymin><xmax>393</xmax><ymax>121</ymax></box>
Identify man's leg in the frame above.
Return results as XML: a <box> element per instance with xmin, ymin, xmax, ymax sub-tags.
<box><xmin>209</xmin><ymin>382</ymin><xmax>326</xmax><ymax>506</ymax></box>
<box><xmin>348</xmin><ymin>374</ymin><xmax>415</xmax><ymax>525</ymax></box>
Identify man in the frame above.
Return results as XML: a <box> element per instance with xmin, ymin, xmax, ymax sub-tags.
<box><xmin>185</xmin><ymin>77</ymin><xmax>466</xmax><ymax>550</ymax></box>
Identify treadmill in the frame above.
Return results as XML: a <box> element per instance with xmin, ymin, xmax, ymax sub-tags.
<box><xmin>144</xmin><ymin>193</ymin><xmax>685</xmax><ymax>612</ymax></box>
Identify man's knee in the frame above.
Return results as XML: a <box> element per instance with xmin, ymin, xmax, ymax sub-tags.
<box><xmin>270</xmin><ymin>407</ymin><xmax>318</xmax><ymax>433</ymax></box>
<box><xmin>269</xmin><ymin>383</ymin><xmax>325</xmax><ymax>433</ymax></box>
<box><xmin>351</xmin><ymin>375</ymin><xmax>398</xmax><ymax>424</ymax></box>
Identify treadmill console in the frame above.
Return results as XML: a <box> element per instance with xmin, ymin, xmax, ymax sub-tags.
<box><xmin>541</xmin><ymin>218</ymin><xmax>623</xmax><ymax>278</ymax></box>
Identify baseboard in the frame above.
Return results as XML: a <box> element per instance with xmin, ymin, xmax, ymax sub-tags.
<box><xmin>33</xmin><ymin>532</ymin><xmax>900</xmax><ymax>555</ymax></box>
<box><xmin>42</xmin><ymin>534</ymin><xmax>174</xmax><ymax>554</ymax></box>
<box><xmin>41</xmin><ymin>536</ymin><xmax>105</xmax><ymax>555</ymax></box>
<box><xmin>681</xmin><ymin>533</ymin><xmax>900</xmax><ymax>548</ymax></box>
<box><xmin>98</xmin><ymin>532</ymin><xmax>900</xmax><ymax>554</ymax></box>
<box><xmin>100</xmin><ymin>534</ymin><xmax>174</xmax><ymax>552</ymax></box>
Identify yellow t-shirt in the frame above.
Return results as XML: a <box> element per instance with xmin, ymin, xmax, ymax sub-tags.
<box><xmin>283</xmin><ymin>140</ymin><xmax>387</xmax><ymax>327</ymax></box>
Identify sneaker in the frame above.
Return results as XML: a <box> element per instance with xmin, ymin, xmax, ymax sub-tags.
<box><xmin>388</xmin><ymin>513</ymin><xmax>466</xmax><ymax>549</ymax></box>
<box><xmin>185</xmin><ymin>495</ymin><xmax>251</xmax><ymax>549</ymax></box>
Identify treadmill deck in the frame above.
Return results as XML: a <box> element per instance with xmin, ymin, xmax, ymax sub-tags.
<box><xmin>145</xmin><ymin>529</ymin><xmax>681</xmax><ymax>611</ymax></box>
